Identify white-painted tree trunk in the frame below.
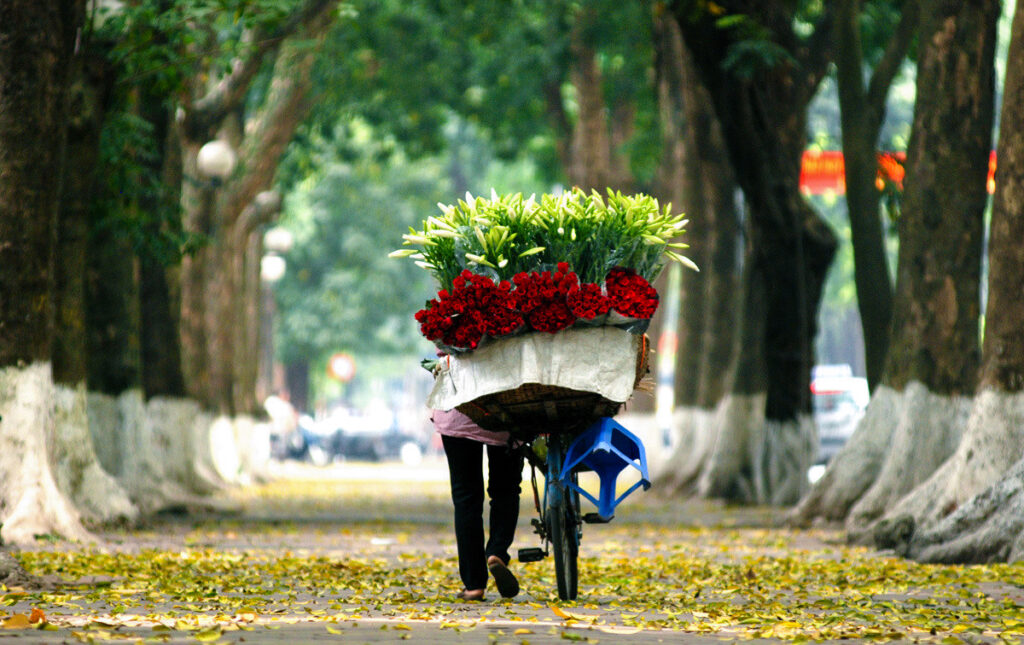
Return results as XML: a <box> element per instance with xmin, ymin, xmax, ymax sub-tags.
<box><xmin>688</xmin><ymin>393</ymin><xmax>814</xmax><ymax>505</ymax></box>
<box><xmin>53</xmin><ymin>383</ymin><xmax>138</xmax><ymax>525</ymax></box>
<box><xmin>0</xmin><ymin>363</ymin><xmax>90</xmax><ymax>546</ymax></box>
<box><xmin>790</xmin><ymin>385</ymin><xmax>902</xmax><ymax>525</ymax></box>
<box><xmin>698</xmin><ymin>393</ymin><xmax>766</xmax><ymax>502</ymax></box>
<box><xmin>651</xmin><ymin>406</ymin><xmax>717</xmax><ymax>492</ymax></box>
<box><xmin>755</xmin><ymin>415</ymin><xmax>816</xmax><ymax>506</ymax></box>
<box><xmin>872</xmin><ymin>389</ymin><xmax>1024</xmax><ymax>544</ymax></box>
<box><xmin>844</xmin><ymin>382</ymin><xmax>972</xmax><ymax>541</ymax></box>
<box><xmin>902</xmin><ymin>448</ymin><xmax>1024</xmax><ymax>563</ymax></box>
<box><xmin>86</xmin><ymin>392</ymin><xmax>267</xmax><ymax>514</ymax></box>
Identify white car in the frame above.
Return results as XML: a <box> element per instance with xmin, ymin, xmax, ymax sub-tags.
<box><xmin>811</xmin><ymin>367</ymin><xmax>869</xmax><ymax>464</ymax></box>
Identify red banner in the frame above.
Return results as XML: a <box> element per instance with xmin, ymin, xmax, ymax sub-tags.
<box><xmin>799</xmin><ymin>150</ymin><xmax>996</xmax><ymax>195</ymax></box>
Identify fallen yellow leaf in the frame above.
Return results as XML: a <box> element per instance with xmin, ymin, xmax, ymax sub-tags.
<box><xmin>597</xmin><ymin>625</ymin><xmax>642</xmax><ymax>634</ymax></box>
<box><xmin>1</xmin><ymin>614</ymin><xmax>31</xmax><ymax>629</ymax></box>
<box><xmin>550</xmin><ymin>604</ymin><xmax>570</xmax><ymax>619</ymax></box>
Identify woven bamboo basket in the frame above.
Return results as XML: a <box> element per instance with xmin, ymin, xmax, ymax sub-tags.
<box><xmin>456</xmin><ymin>334</ymin><xmax>650</xmax><ymax>436</ymax></box>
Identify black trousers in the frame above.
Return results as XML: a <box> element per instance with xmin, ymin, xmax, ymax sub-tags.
<box><xmin>441</xmin><ymin>434</ymin><xmax>524</xmax><ymax>590</ymax></box>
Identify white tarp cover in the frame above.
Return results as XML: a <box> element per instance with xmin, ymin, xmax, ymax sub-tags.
<box><xmin>427</xmin><ymin>327</ymin><xmax>642</xmax><ymax>411</ymax></box>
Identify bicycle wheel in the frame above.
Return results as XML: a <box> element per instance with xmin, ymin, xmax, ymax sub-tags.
<box><xmin>546</xmin><ymin>439</ymin><xmax>579</xmax><ymax>600</ymax></box>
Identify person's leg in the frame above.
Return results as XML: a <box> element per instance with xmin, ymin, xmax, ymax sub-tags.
<box><xmin>484</xmin><ymin>443</ymin><xmax>524</xmax><ymax>597</ymax></box>
<box><xmin>484</xmin><ymin>444</ymin><xmax>524</xmax><ymax>558</ymax></box>
<box><xmin>442</xmin><ymin>435</ymin><xmax>488</xmax><ymax>595</ymax></box>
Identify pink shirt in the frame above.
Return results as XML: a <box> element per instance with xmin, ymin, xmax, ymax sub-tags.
<box><xmin>432</xmin><ymin>408</ymin><xmax>510</xmax><ymax>446</ymax></box>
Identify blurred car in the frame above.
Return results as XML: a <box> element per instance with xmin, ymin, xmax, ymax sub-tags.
<box><xmin>811</xmin><ymin>365</ymin><xmax>869</xmax><ymax>464</ymax></box>
<box><xmin>327</xmin><ymin>424</ymin><xmax>425</xmax><ymax>464</ymax></box>
<box><xmin>308</xmin><ymin>406</ymin><xmax>428</xmax><ymax>465</ymax></box>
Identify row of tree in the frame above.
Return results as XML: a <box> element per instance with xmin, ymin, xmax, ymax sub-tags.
<box><xmin>1</xmin><ymin>0</ymin><xmax>1022</xmax><ymax>564</ymax></box>
<box><xmin>660</xmin><ymin>0</ymin><xmax>1024</xmax><ymax>563</ymax></box>
<box><xmin>0</xmin><ymin>0</ymin><xmax>344</xmax><ymax>547</ymax></box>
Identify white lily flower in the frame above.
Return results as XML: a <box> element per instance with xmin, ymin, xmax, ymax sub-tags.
<box><xmin>666</xmin><ymin>250</ymin><xmax>699</xmax><ymax>272</ymax></box>
<box><xmin>388</xmin><ymin>249</ymin><xmax>418</xmax><ymax>258</ymax></box>
<box><xmin>465</xmin><ymin>253</ymin><xmax>496</xmax><ymax>268</ymax></box>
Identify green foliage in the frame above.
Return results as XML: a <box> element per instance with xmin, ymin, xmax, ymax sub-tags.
<box><xmin>303</xmin><ymin>0</ymin><xmax>662</xmax><ymax>188</ymax></box>
<box><xmin>95</xmin><ymin>106</ymin><xmax>200</xmax><ymax>265</ymax></box>
<box><xmin>273</xmin><ymin>148</ymin><xmax>444</xmax><ymax>365</ymax></box>
<box><xmin>86</xmin><ymin>0</ymin><xmax>318</xmax><ymax>266</ymax></box>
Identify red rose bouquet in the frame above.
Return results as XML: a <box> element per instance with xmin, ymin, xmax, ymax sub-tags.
<box><xmin>605</xmin><ymin>267</ymin><xmax>659</xmax><ymax>319</ymax></box>
<box><xmin>513</xmin><ymin>262</ymin><xmax>579</xmax><ymax>333</ymax></box>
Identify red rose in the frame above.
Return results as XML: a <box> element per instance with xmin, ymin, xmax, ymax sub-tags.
<box><xmin>605</xmin><ymin>267</ymin><xmax>659</xmax><ymax>319</ymax></box>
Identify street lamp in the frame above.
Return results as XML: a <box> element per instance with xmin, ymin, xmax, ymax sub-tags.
<box><xmin>196</xmin><ymin>139</ymin><xmax>237</xmax><ymax>186</ymax></box>
<box><xmin>260</xmin><ymin>255</ymin><xmax>287</xmax><ymax>283</ymax></box>
<box><xmin>263</xmin><ymin>225</ymin><xmax>294</xmax><ymax>255</ymax></box>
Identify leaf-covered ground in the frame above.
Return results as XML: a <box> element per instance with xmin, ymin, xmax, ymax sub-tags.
<box><xmin>2</xmin><ymin>460</ymin><xmax>1023</xmax><ymax>643</ymax></box>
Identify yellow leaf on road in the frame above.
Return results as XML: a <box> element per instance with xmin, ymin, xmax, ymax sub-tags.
<box><xmin>2</xmin><ymin>614</ymin><xmax>31</xmax><ymax>629</ymax></box>
<box><xmin>597</xmin><ymin>625</ymin><xmax>642</xmax><ymax>634</ymax></box>
<box><xmin>193</xmin><ymin>626</ymin><xmax>223</xmax><ymax>642</ymax></box>
<box><xmin>550</xmin><ymin>604</ymin><xmax>570</xmax><ymax>619</ymax></box>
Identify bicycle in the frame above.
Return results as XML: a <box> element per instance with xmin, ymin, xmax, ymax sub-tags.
<box><xmin>517</xmin><ymin>417</ymin><xmax>650</xmax><ymax>601</ymax></box>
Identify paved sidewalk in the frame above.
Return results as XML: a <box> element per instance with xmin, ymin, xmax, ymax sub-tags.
<box><xmin>2</xmin><ymin>460</ymin><xmax>1022</xmax><ymax>644</ymax></box>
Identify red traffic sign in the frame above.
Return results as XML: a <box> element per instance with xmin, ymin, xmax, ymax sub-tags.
<box><xmin>327</xmin><ymin>353</ymin><xmax>356</xmax><ymax>382</ymax></box>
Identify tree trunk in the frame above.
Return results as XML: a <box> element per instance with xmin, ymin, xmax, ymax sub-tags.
<box><xmin>670</xmin><ymin>0</ymin><xmax>837</xmax><ymax>504</ymax></box>
<box><xmin>877</xmin><ymin>0</ymin><xmax>1024</xmax><ymax>562</ymax></box>
<box><xmin>796</xmin><ymin>0</ymin><xmax>998</xmax><ymax>537</ymax></box>
<box><xmin>0</xmin><ymin>0</ymin><xmax>91</xmax><ymax>545</ymax></box>
<box><xmin>53</xmin><ymin>49</ymin><xmax>138</xmax><ymax>526</ymax></box>
<box><xmin>138</xmin><ymin>76</ymin><xmax>187</xmax><ymax>400</ymax></box>
<box><xmin>833</xmin><ymin>0</ymin><xmax>917</xmax><ymax>391</ymax></box>
<box><xmin>567</xmin><ymin>9</ymin><xmax>614</xmax><ymax>192</ymax></box>
<box><xmin>86</xmin><ymin>216</ymin><xmax>142</xmax><ymax>395</ymax></box>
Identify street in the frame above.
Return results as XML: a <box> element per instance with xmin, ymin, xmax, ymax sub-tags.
<box><xmin>2</xmin><ymin>459</ymin><xmax>1022</xmax><ymax>644</ymax></box>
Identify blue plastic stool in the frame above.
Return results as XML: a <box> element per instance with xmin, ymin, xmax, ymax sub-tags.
<box><xmin>560</xmin><ymin>417</ymin><xmax>651</xmax><ymax>520</ymax></box>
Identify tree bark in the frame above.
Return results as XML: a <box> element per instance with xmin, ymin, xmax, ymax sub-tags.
<box><xmin>883</xmin><ymin>1</ymin><xmax>993</xmax><ymax>395</ymax></box>
<box><xmin>178</xmin><ymin>1</ymin><xmax>338</xmax><ymax>414</ymax></box>
<box><xmin>86</xmin><ymin>220</ymin><xmax>142</xmax><ymax>395</ymax></box>
<box><xmin>0</xmin><ymin>0</ymin><xmax>92</xmax><ymax>545</ymax></box>
<box><xmin>137</xmin><ymin>60</ymin><xmax>187</xmax><ymax>400</ymax></box>
<box><xmin>651</xmin><ymin>8</ymin><xmax>741</xmax><ymax>494</ymax></box>
<box><xmin>51</xmin><ymin>46</ymin><xmax>138</xmax><ymax>526</ymax></box>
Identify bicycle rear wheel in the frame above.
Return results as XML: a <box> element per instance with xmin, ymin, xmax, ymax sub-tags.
<box><xmin>546</xmin><ymin>439</ymin><xmax>579</xmax><ymax>600</ymax></box>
